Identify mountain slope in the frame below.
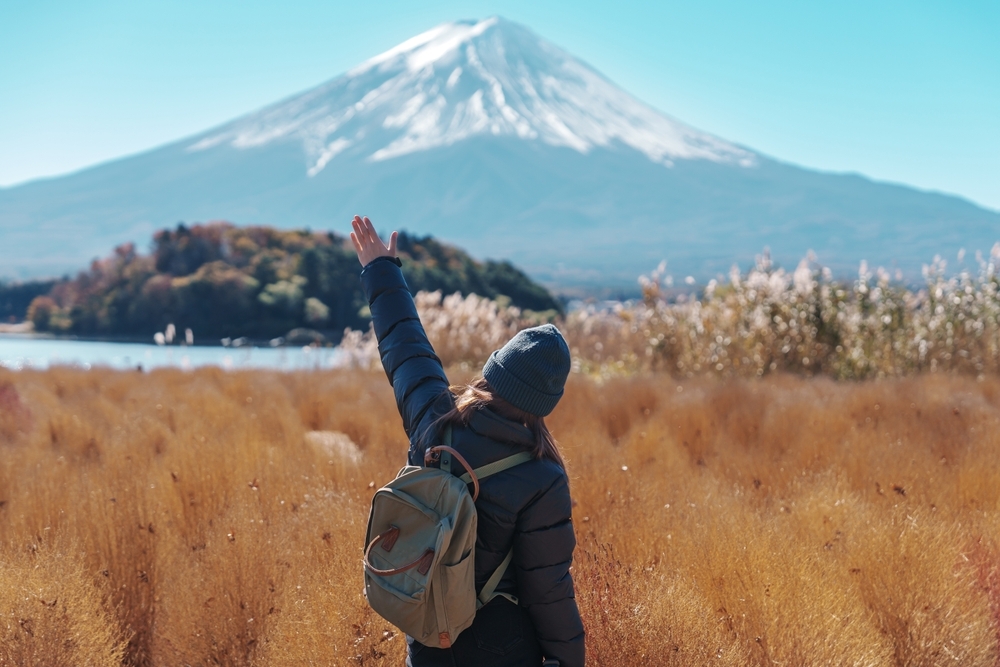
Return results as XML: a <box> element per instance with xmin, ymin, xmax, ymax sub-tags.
<box><xmin>187</xmin><ymin>17</ymin><xmax>753</xmax><ymax>171</ymax></box>
<box><xmin>1</xmin><ymin>17</ymin><xmax>997</xmax><ymax>286</ymax></box>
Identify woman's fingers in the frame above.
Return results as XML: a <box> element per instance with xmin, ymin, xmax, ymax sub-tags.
<box><xmin>387</xmin><ymin>230</ymin><xmax>398</xmax><ymax>257</ymax></box>
<box><xmin>354</xmin><ymin>216</ymin><xmax>377</xmax><ymax>248</ymax></box>
<box><xmin>361</xmin><ymin>216</ymin><xmax>390</xmax><ymax>252</ymax></box>
<box><xmin>351</xmin><ymin>216</ymin><xmax>365</xmax><ymax>245</ymax></box>
<box><xmin>362</xmin><ymin>216</ymin><xmax>378</xmax><ymax>246</ymax></box>
<box><xmin>350</xmin><ymin>231</ymin><xmax>363</xmax><ymax>255</ymax></box>
<box><xmin>356</xmin><ymin>215</ymin><xmax>369</xmax><ymax>243</ymax></box>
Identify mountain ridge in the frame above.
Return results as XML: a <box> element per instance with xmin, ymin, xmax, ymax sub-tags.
<box><xmin>181</xmin><ymin>17</ymin><xmax>754</xmax><ymax>172</ymax></box>
<box><xmin>1</xmin><ymin>17</ymin><xmax>997</xmax><ymax>287</ymax></box>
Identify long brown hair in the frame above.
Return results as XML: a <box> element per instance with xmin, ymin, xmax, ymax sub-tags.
<box><xmin>431</xmin><ymin>377</ymin><xmax>565</xmax><ymax>469</ymax></box>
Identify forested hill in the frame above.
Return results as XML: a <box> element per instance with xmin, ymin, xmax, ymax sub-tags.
<box><xmin>22</xmin><ymin>223</ymin><xmax>560</xmax><ymax>341</ymax></box>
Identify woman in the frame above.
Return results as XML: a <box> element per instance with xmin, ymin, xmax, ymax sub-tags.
<box><xmin>350</xmin><ymin>216</ymin><xmax>585</xmax><ymax>667</ymax></box>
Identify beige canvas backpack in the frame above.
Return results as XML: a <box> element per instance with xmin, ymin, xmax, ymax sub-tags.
<box><xmin>363</xmin><ymin>424</ymin><xmax>532</xmax><ymax>648</ymax></box>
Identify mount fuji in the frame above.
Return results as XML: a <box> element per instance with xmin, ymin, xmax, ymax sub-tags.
<box><xmin>1</xmin><ymin>17</ymin><xmax>997</xmax><ymax>288</ymax></box>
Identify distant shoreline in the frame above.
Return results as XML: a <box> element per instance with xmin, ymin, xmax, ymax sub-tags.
<box><xmin>0</xmin><ymin>329</ymin><xmax>327</xmax><ymax>349</ymax></box>
<box><xmin>0</xmin><ymin>322</ymin><xmax>35</xmax><ymax>335</ymax></box>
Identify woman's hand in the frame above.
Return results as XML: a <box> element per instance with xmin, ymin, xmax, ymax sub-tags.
<box><xmin>350</xmin><ymin>215</ymin><xmax>398</xmax><ymax>266</ymax></box>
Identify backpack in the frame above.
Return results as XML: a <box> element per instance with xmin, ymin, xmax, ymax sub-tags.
<box><xmin>362</xmin><ymin>424</ymin><xmax>533</xmax><ymax>648</ymax></box>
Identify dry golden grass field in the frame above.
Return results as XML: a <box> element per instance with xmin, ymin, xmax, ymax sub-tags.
<box><xmin>2</xmin><ymin>366</ymin><xmax>1000</xmax><ymax>666</ymax></box>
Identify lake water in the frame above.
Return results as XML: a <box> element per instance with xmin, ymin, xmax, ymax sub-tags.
<box><xmin>0</xmin><ymin>335</ymin><xmax>345</xmax><ymax>371</ymax></box>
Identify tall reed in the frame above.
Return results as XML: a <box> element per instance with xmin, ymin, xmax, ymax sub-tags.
<box><xmin>2</xmin><ymin>366</ymin><xmax>999</xmax><ymax>665</ymax></box>
<box><xmin>341</xmin><ymin>249</ymin><xmax>1000</xmax><ymax>381</ymax></box>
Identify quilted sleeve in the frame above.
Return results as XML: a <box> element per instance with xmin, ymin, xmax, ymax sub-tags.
<box><xmin>360</xmin><ymin>257</ymin><xmax>453</xmax><ymax>463</ymax></box>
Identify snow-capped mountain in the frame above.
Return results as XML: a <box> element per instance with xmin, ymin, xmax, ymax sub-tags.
<box><xmin>189</xmin><ymin>18</ymin><xmax>754</xmax><ymax>174</ymax></box>
<box><xmin>1</xmin><ymin>17</ymin><xmax>997</xmax><ymax>288</ymax></box>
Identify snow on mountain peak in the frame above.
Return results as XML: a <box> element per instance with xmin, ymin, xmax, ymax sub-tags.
<box><xmin>351</xmin><ymin>18</ymin><xmax>499</xmax><ymax>75</ymax></box>
<box><xmin>188</xmin><ymin>18</ymin><xmax>756</xmax><ymax>175</ymax></box>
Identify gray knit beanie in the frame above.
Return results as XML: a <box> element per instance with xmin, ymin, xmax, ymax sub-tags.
<box><xmin>481</xmin><ymin>324</ymin><xmax>571</xmax><ymax>417</ymax></box>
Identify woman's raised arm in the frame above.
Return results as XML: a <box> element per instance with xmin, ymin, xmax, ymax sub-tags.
<box><xmin>351</xmin><ymin>216</ymin><xmax>452</xmax><ymax>463</ymax></box>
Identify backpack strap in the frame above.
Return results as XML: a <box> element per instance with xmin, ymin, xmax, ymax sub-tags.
<box><xmin>459</xmin><ymin>451</ymin><xmax>534</xmax><ymax>484</ymax></box>
<box><xmin>469</xmin><ymin>454</ymin><xmax>532</xmax><ymax>609</ymax></box>
<box><xmin>478</xmin><ymin>548</ymin><xmax>518</xmax><ymax>608</ymax></box>
<box><xmin>425</xmin><ymin>425</ymin><xmax>534</xmax><ymax>501</ymax></box>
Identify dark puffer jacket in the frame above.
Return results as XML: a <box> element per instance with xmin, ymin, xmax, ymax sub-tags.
<box><xmin>362</xmin><ymin>258</ymin><xmax>585</xmax><ymax>667</ymax></box>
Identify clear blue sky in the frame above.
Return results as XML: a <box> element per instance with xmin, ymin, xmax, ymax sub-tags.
<box><xmin>2</xmin><ymin>0</ymin><xmax>997</xmax><ymax>210</ymax></box>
